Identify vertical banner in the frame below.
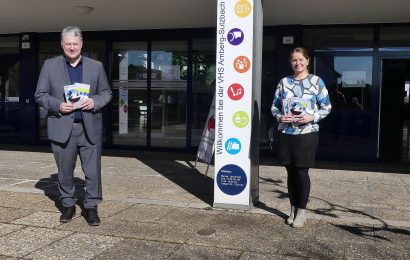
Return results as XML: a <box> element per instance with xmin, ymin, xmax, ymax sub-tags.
<box><xmin>119</xmin><ymin>87</ymin><xmax>128</xmax><ymax>135</ymax></box>
<box><xmin>214</xmin><ymin>0</ymin><xmax>262</xmax><ymax>209</ymax></box>
<box><xmin>197</xmin><ymin>96</ymin><xmax>216</xmax><ymax>164</ymax></box>
<box><xmin>119</xmin><ymin>52</ymin><xmax>129</xmax><ymax>135</ymax></box>
<box><xmin>119</xmin><ymin>53</ymin><xmax>129</xmax><ymax>81</ymax></box>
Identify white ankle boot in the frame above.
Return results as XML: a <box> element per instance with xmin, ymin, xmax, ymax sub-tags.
<box><xmin>291</xmin><ymin>208</ymin><xmax>306</xmax><ymax>228</ymax></box>
<box><xmin>286</xmin><ymin>206</ymin><xmax>295</xmax><ymax>225</ymax></box>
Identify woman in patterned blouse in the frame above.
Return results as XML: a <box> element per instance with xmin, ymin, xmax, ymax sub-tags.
<box><xmin>271</xmin><ymin>47</ymin><xmax>332</xmax><ymax>228</ymax></box>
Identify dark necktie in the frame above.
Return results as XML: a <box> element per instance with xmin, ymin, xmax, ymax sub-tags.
<box><xmin>74</xmin><ymin>110</ymin><xmax>82</xmax><ymax>122</ymax></box>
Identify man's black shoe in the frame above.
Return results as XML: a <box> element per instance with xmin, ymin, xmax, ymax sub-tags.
<box><xmin>85</xmin><ymin>208</ymin><xmax>100</xmax><ymax>226</ymax></box>
<box><xmin>60</xmin><ymin>206</ymin><xmax>76</xmax><ymax>223</ymax></box>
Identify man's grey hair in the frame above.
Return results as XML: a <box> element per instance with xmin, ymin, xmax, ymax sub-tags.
<box><xmin>61</xmin><ymin>26</ymin><xmax>83</xmax><ymax>42</ymax></box>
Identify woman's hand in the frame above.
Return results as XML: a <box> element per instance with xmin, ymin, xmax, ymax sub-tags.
<box><xmin>280</xmin><ymin>114</ymin><xmax>314</xmax><ymax>124</ymax></box>
<box><xmin>279</xmin><ymin>115</ymin><xmax>295</xmax><ymax>123</ymax></box>
<box><xmin>295</xmin><ymin>114</ymin><xmax>314</xmax><ymax>124</ymax></box>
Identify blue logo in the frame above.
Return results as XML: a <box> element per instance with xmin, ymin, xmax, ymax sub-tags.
<box><xmin>67</xmin><ymin>89</ymin><xmax>81</xmax><ymax>103</ymax></box>
<box><xmin>216</xmin><ymin>164</ymin><xmax>247</xmax><ymax>195</ymax></box>
<box><xmin>225</xmin><ymin>138</ymin><xmax>241</xmax><ymax>155</ymax></box>
<box><xmin>227</xmin><ymin>28</ymin><xmax>244</xmax><ymax>46</ymax></box>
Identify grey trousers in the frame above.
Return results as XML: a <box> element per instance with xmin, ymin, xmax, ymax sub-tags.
<box><xmin>51</xmin><ymin>123</ymin><xmax>102</xmax><ymax>209</ymax></box>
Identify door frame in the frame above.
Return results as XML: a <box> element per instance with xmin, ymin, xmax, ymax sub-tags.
<box><xmin>378</xmin><ymin>54</ymin><xmax>410</xmax><ymax>160</ymax></box>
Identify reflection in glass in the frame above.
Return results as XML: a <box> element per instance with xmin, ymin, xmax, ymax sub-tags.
<box><xmin>314</xmin><ymin>56</ymin><xmax>373</xmax><ymax>158</ymax></box>
<box><xmin>111</xmin><ymin>42</ymin><xmax>147</xmax><ymax>146</ymax></box>
<box><xmin>0</xmin><ymin>37</ymin><xmax>20</xmax><ymax>138</ymax></box>
<box><xmin>380</xmin><ymin>60</ymin><xmax>410</xmax><ymax>162</ymax></box>
<box><xmin>151</xmin><ymin>41</ymin><xmax>187</xmax><ymax>148</ymax></box>
<box><xmin>192</xmin><ymin>39</ymin><xmax>216</xmax><ymax>146</ymax></box>
<box><xmin>260</xmin><ymin>36</ymin><xmax>276</xmax><ymax>150</ymax></box>
<box><xmin>38</xmin><ymin>41</ymin><xmax>61</xmax><ymax>139</ymax></box>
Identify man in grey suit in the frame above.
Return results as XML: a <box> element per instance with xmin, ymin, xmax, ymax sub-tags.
<box><xmin>35</xmin><ymin>26</ymin><xmax>112</xmax><ymax>226</ymax></box>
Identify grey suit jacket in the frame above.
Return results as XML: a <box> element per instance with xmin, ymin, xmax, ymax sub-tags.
<box><xmin>35</xmin><ymin>55</ymin><xmax>112</xmax><ymax>144</ymax></box>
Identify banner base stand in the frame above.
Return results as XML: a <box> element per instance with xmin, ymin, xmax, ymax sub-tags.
<box><xmin>194</xmin><ymin>158</ymin><xmax>211</xmax><ymax>177</ymax></box>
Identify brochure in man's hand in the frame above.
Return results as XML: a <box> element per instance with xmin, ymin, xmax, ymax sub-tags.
<box><xmin>283</xmin><ymin>97</ymin><xmax>310</xmax><ymax>122</ymax></box>
<box><xmin>64</xmin><ymin>83</ymin><xmax>90</xmax><ymax>109</ymax></box>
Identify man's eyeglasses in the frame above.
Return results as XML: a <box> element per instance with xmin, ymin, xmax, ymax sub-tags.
<box><xmin>63</xmin><ymin>42</ymin><xmax>81</xmax><ymax>48</ymax></box>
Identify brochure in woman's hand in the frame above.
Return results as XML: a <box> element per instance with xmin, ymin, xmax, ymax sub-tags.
<box><xmin>64</xmin><ymin>83</ymin><xmax>90</xmax><ymax>109</ymax></box>
<box><xmin>282</xmin><ymin>97</ymin><xmax>310</xmax><ymax>122</ymax></box>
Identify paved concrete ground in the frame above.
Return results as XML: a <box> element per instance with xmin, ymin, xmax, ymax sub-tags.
<box><xmin>0</xmin><ymin>145</ymin><xmax>409</xmax><ymax>259</ymax></box>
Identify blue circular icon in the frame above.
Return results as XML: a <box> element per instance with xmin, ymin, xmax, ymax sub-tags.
<box><xmin>216</xmin><ymin>164</ymin><xmax>247</xmax><ymax>195</ymax></box>
<box><xmin>227</xmin><ymin>28</ymin><xmax>244</xmax><ymax>46</ymax></box>
<box><xmin>225</xmin><ymin>138</ymin><xmax>241</xmax><ymax>155</ymax></box>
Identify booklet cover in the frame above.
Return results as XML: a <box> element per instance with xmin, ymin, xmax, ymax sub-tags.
<box><xmin>283</xmin><ymin>97</ymin><xmax>310</xmax><ymax>121</ymax></box>
<box><xmin>64</xmin><ymin>83</ymin><xmax>90</xmax><ymax>109</ymax></box>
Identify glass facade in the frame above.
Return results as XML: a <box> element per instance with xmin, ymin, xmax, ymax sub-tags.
<box><xmin>0</xmin><ymin>37</ymin><xmax>20</xmax><ymax>139</ymax></box>
<box><xmin>303</xmin><ymin>27</ymin><xmax>377</xmax><ymax>160</ymax></box>
<box><xmin>191</xmin><ymin>38</ymin><xmax>216</xmax><ymax>146</ymax></box>
<box><xmin>111</xmin><ymin>41</ymin><xmax>148</xmax><ymax>146</ymax></box>
<box><xmin>151</xmin><ymin>41</ymin><xmax>188</xmax><ymax>148</ymax></box>
<box><xmin>106</xmin><ymin>35</ymin><xmax>280</xmax><ymax>151</ymax></box>
<box><xmin>380</xmin><ymin>59</ymin><xmax>410</xmax><ymax>162</ymax></box>
<box><xmin>304</xmin><ymin>27</ymin><xmax>374</xmax><ymax>51</ymax></box>
<box><xmin>303</xmin><ymin>25</ymin><xmax>410</xmax><ymax>161</ymax></box>
<box><xmin>260</xmin><ymin>36</ymin><xmax>276</xmax><ymax>151</ymax></box>
<box><xmin>110</xmin><ymin>41</ymin><xmax>188</xmax><ymax>148</ymax></box>
<box><xmin>0</xmin><ymin>24</ymin><xmax>407</xmax><ymax>162</ymax></box>
<box><xmin>38</xmin><ymin>41</ymin><xmax>60</xmax><ymax>140</ymax></box>
<box><xmin>314</xmin><ymin>55</ymin><xmax>374</xmax><ymax>158</ymax></box>
<box><xmin>380</xmin><ymin>26</ymin><xmax>410</xmax><ymax>49</ymax></box>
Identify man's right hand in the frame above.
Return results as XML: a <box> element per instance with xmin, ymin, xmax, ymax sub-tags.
<box><xmin>59</xmin><ymin>102</ymin><xmax>75</xmax><ymax>114</ymax></box>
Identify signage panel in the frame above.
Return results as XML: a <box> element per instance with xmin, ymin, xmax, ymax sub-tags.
<box><xmin>214</xmin><ymin>0</ymin><xmax>262</xmax><ymax>208</ymax></box>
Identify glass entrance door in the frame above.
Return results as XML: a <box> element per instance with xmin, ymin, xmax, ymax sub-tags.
<box><xmin>110</xmin><ymin>41</ymin><xmax>188</xmax><ymax>148</ymax></box>
<box><xmin>380</xmin><ymin>59</ymin><xmax>410</xmax><ymax>162</ymax></box>
<box><xmin>111</xmin><ymin>42</ymin><xmax>148</xmax><ymax>146</ymax></box>
<box><xmin>0</xmin><ymin>37</ymin><xmax>20</xmax><ymax>140</ymax></box>
<box><xmin>150</xmin><ymin>41</ymin><xmax>187</xmax><ymax>148</ymax></box>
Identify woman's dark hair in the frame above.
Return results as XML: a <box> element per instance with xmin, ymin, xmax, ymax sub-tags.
<box><xmin>289</xmin><ymin>47</ymin><xmax>310</xmax><ymax>62</ymax></box>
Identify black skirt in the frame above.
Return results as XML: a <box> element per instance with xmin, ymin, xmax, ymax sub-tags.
<box><xmin>277</xmin><ymin>132</ymin><xmax>319</xmax><ymax>168</ymax></box>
